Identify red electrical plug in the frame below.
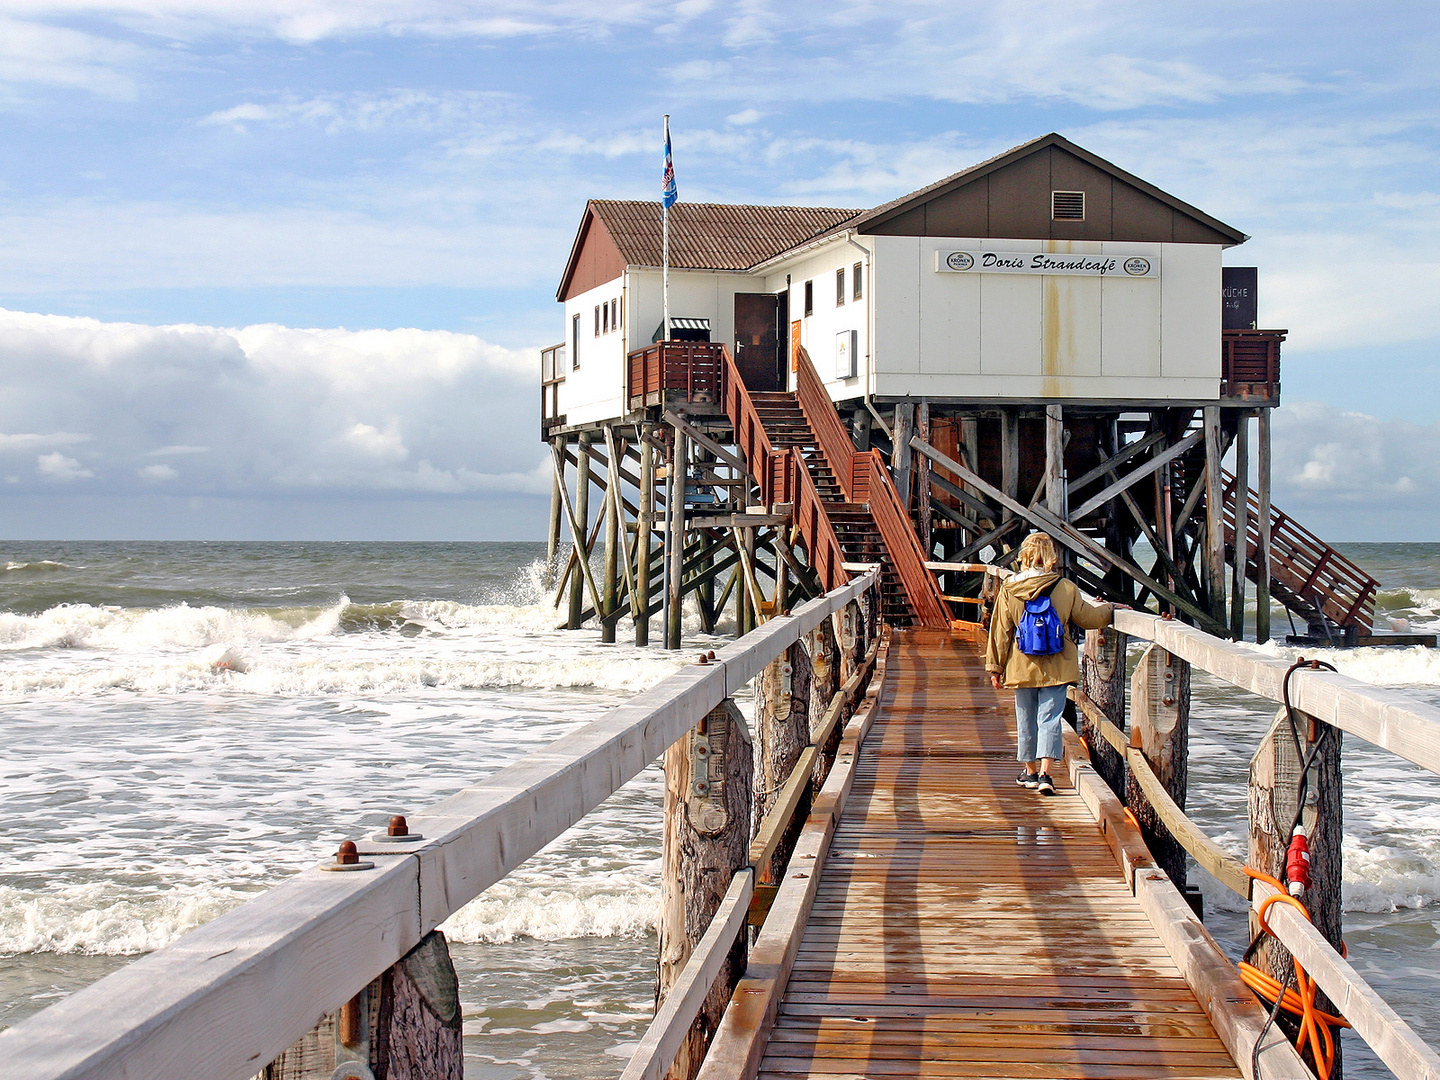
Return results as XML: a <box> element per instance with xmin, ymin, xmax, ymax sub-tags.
<box><xmin>1286</xmin><ymin>824</ymin><xmax>1311</xmax><ymax>897</ymax></box>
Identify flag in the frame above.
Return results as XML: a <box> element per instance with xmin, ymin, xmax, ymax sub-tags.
<box><xmin>662</xmin><ymin>118</ymin><xmax>678</xmax><ymax>209</ymax></box>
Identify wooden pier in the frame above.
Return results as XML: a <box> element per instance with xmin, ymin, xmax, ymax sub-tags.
<box><xmin>749</xmin><ymin>626</ymin><xmax>1243</xmax><ymax>1080</ymax></box>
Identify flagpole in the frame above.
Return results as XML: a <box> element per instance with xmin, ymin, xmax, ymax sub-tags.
<box><xmin>662</xmin><ymin>114</ymin><xmax>671</xmax><ymax>343</ymax></box>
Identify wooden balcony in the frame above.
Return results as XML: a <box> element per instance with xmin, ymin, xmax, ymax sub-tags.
<box><xmin>1221</xmin><ymin>329</ymin><xmax>1285</xmax><ymax>402</ymax></box>
<box><xmin>540</xmin><ymin>341</ymin><xmax>566</xmax><ymax>435</ymax></box>
<box><xmin>627</xmin><ymin>341</ymin><xmax>726</xmax><ymax>410</ymax></box>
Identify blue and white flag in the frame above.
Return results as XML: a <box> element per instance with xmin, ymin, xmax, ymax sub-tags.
<box><xmin>662</xmin><ymin>118</ymin><xmax>678</xmax><ymax>209</ymax></box>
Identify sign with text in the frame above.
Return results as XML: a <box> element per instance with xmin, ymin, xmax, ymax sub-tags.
<box><xmin>935</xmin><ymin>249</ymin><xmax>1158</xmax><ymax>278</ymax></box>
<box><xmin>1222</xmin><ymin>266</ymin><xmax>1257</xmax><ymax>329</ymax></box>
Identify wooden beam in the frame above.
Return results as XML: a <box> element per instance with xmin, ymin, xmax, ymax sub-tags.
<box><xmin>1066</xmin><ymin>428</ymin><xmax>1166</xmax><ymax>494</ymax></box>
<box><xmin>1256</xmin><ymin>408</ymin><xmax>1273</xmax><ymax>643</ymax></box>
<box><xmin>1203</xmin><ymin>406</ymin><xmax>1227</xmax><ymax>626</ymax></box>
<box><xmin>1068</xmin><ymin>430</ymin><xmax>1203</xmax><ymax>523</ymax></box>
<box><xmin>1231</xmin><ymin>414</ymin><xmax>1250</xmax><ymax>641</ymax></box>
<box><xmin>909</xmin><ymin>436</ymin><xmax>1226</xmax><ymax>633</ymax></box>
<box><xmin>892</xmin><ymin>404</ymin><xmax>915</xmax><ymax>512</ymax></box>
<box><xmin>552</xmin><ymin>441</ymin><xmax>604</xmax><ymax>624</ymax></box>
<box><xmin>546</xmin><ymin>435</ymin><xmax>565</xmax><ymax>588</ymax></box>
<box><xmin>637</xmin><ymin>430</ymin><xmax>655</xmax><ymax>645</ymax></box>
<box><xmin>1045</xmin><ymin>403</ymin><xmax>1065</xmax><ymax>518</ymax></box>
<box><xmin>662</xmin><ymin>410</ymin><xmax>749</xmax><ymax>476</ymax></box>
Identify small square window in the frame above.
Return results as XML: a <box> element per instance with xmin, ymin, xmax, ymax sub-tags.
<box><xmin>836</xmin><ymin>267</ymin><xmax>845</xmax><ymax>306</ymax></box>
<box><xmin>804</xmin><ymin>280</ymin><xmax>814</xmax><ymax>316</ymax></box>
<box><xmin>1052</xmin><ymin>190</ymin><xmax>1085</xmax><ymax>221</ymax></box>
<box><xmin>853</xmin><ymin>262</ymin><xmax>863</xmax><ymax>300</ymax></box>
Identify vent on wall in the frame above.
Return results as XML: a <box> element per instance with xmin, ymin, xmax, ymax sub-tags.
<box><xmin>1052</xmin><ymin>190</ymin><xmax>1085</xmax><ymax>221</ymax></box>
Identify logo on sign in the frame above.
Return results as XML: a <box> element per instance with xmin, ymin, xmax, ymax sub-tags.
<box><xmin>945</xmin><ymin>251</ymin><xmax>975</xmax><ymax>271</ymax></box>
<box><xmin>1123</xmin><ymin>257</ymin><xmax>1151</xmax><ymax>276</ymax></box>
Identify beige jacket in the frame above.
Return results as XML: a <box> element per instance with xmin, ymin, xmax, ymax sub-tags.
<box><xmin>984</xmin><ymin>570</ymin><xmax>1114</xmax><ymax>688</ymax></box>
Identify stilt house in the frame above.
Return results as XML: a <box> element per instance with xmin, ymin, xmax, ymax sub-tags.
<box><xmin>541</xmin><ymin>133</ymin><xmax>1378</xmax><ymax>647</ymax></box>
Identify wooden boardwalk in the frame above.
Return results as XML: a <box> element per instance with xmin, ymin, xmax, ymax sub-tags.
<box><xmin>757</xmin><ymin>626</ymin><xmax>1242</xmax><ymax>1079</ymax></box>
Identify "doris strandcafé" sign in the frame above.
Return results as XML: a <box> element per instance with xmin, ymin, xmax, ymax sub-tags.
<box><xmin>935</xmin><ymin>249</ymin><xmax>1157</xmax><ymax>278</ymax></box>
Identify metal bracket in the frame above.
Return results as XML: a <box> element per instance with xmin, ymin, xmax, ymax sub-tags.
<box><xmin>690</xmin><ymin>705</ymin><xmax>731</xmax><ymax>835</ymax></box>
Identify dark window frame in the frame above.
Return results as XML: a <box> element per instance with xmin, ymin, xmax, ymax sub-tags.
<box><xmin>853</xmin><ymin>262</ymin><xmax>863</xmax><ymax>301</ymax></box>
<box><xmin>803</xmin><ymin>280</ymin><xmax>814</xmax><ymax>316</ymax></box>
<box><xmin>572</xmin><ymin>313</ymin><xmax>581</xmax><ymax>369</ymax></box>
<box><xmin>836</xmin><ymin>267</ymin><xmax>845</xmax><ymax>306</ymax></box>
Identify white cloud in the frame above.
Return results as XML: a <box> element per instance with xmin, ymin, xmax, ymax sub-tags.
<box><xmin>0</xmin><ymin>15</ymin><xmax>140</xmax><ymax>99</ymax></box>
<box><xmin>36</xmin><ymin>452</ymin><xmax>94</xmax><ymax>481</ymax></box>
<box><xmin>0</xmin><ymin>431</ymin><xmax>91</xmax><ymax>451</ymax></box>
<box><xmin>199</xmin><ymin>89</ymin><xmax>517</xmax><ymax>134</ymax></box>
<box><xmin>0</xmin><ymin>308</ymin><xmax>547</xmax><ymax>498</ymax></box>
<box><xmin>1272</xmin><ymin>402</ymin><xmax>1440</xmax><ymax>506</ymax></box>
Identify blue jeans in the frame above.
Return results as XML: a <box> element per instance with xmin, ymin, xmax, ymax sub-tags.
<box><xmin>1014</xmin><ymin>685</ymin><xmax>1069</xmax><ymax>763</ymax></box>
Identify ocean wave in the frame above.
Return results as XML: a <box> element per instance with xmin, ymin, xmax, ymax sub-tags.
<box><xmin>0</xmin><ymin>595</ymin><xmax>572</xmax><ymax>653</ymax></box>
<box><xmin>2</xmin><ymin>560</ymin><xmax>74</xmax><ymax>573</ymax></box>
<box><xmin>0</xmin><ymin>871</ymin><xmax>658</xmax><ymax>956</ymax></box>
<box><xmin>1239</xmin><ymin>638</ymin><xmax>1440</xmax><ymax>688</ymax></box>
<box><xmin>0</xmin><ymin>650</ymin><xmax>686</xmax><ymax>697</ymax></box>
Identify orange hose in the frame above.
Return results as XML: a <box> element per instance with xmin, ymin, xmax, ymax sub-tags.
<box><xmin>1242</xmin><ymin>867</ymin><xmax>1347</xmax><ymax>1078</ymax></box>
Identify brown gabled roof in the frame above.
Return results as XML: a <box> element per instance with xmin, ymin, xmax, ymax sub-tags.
<box><xmin>849</xmin><ymin>133</ymin><xmax>1247</xmax><ymax>244</ymax></box>
<box><xmin>557</xmin><ymin>200</ymin><xmax>859</xmax><ymax>299</ymax></box>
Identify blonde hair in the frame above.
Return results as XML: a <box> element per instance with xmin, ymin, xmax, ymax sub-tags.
<box><xmin>1017</xmin><ymin>532</ymin><xmax>1059</xmax><ymax>572</ymax></box>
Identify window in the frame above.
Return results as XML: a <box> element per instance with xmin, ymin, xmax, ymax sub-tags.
<box><xmin>1052</xmin><ymin>190</ymin><xmax>1085</xmax><ymax>221</ymax></box>
<box><xmin>804</xmin><ymin>280</ymin><xmax>814</xmax><ymax>316</ymax></box>
<box><xmin>853</xmin><ymin>262</ymin><xmax>863</xmax><ymax>301</ymax></box>
<box><xmin>836</xmin><ymin>267</ymin><xmax>845</xmax><ymax>306</ymax></box>
<box><xmin>594</xmin><ymin>305</ymin><xmax>601</xmax><ymax>336</ymax></box>
<box><xmin>572</xmin><ymin>313</ymin><xmax>581</xmax><ymax>369</ymax></box>
<box><xmin>602</xmin><ymin>302</ymin><xmax>609</xmax><ymax>334</ymax></box>
<box><xmin>611</xmin><ymin>298</ymin><xmax>619</xmax><ymax>333</ymax></box>
<box><xmin>618</xmin><ymin>295</ymin><xmax>624</xmax><ymax>332</ymax></box>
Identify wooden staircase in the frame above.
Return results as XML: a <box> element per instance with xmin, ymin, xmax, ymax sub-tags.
<box><xmin>718</xmin><ymin>344</ymin><xmax>949</xmax><ymax>628</ymax></box>
<box><xmin>1221</xmin><ymin>470</ymin><xmax>1378</xmax><ymax>637</ymax></box>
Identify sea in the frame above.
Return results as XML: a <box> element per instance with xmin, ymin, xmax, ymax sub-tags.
<box><xmin>1</xmin><ymin>540</ymin><xmax>1438</xmax><ymax>1079</ymax></box>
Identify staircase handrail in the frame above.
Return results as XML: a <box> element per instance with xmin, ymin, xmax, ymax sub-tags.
<box><xmin>792</xmin><ymin>345</ymin><xmax>858</xmax><ymax>501</ymax></box>
<box><xmin>719</xmin><ymin>346</ymin><xmax>778</xmax><ymax>505</ymax></box>
<box><xmin>790</xmin><ymin>447</ymin><xmax>848</xmax><ymax>592</ymax></box>
<box><xmin>856</xmin><ymin>450</ymin><xmax>952</xmax><ymax>627</ymax></box>
<box><xmin>1221</xmin><ymin>469</ymin><xmax>1376</xmax><ymax>631</ymax></box>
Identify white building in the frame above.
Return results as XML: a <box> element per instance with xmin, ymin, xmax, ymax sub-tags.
<box><xmin>547</xmin><ymin>133</ymin><xmax>1249</xmax><ymax>432</ymax></box>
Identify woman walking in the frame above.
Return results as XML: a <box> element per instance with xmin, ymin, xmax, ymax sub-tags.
<box><xmin>984</xmin><ymin>532</ymin><xmax>1116</xmax><ymax>795</ymax></box>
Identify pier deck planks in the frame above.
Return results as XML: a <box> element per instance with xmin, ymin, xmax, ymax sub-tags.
<box><xmin>756</xmin><ymin>627</ymin><xmax>1241</xmax><ymax>1079</ymax></box>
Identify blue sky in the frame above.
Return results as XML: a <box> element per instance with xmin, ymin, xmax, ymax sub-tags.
<box><xmin>0</xmin><ymin>1</ymin><xmax>1437</xmax><ymax>539</ymax></box>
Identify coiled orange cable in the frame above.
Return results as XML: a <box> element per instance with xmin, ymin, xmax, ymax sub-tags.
<box><xmin>1239</xmin><ymin>868</ymin><xmax>1349</xmax><ymax>1079</ymax></box>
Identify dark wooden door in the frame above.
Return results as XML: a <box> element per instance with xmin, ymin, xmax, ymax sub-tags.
<box><xmin>734</xmin><ymin>293</ymin><xmax>782</xmax><ymax>391</ymax></box>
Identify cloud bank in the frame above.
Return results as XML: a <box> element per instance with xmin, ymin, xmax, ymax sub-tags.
<box><xmin>0</xmin><ymin>309</ymin><xmax>546</xmax><ymax>506</ymax></box>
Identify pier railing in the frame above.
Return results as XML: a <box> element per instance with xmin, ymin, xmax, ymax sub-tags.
<box><xmin>1070</xmin><ymin>605</ymin><xmax>1440</xmax><ymax>1080</ymax></box>
<box><xmin>0</xmin><ymin>572</ymin><xmax>879</xmax><ymax>1080</ymax></box>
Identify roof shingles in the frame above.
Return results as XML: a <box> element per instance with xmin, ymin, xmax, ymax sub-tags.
<box><xmin>589</xmin><ymin>200</ymin><xmax>860</xmax><ymax>271</ymax></box>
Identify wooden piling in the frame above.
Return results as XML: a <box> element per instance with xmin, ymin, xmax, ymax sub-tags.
<box><xmin>569</xmin><ymin>433</ymin><xmax>592</xmax><ymax>630</ymax></box>
<box><xmin>1247</xmin><ymin>702</ymin><xmax>1344</xmax><ymax>1031</ymax></box>
<box><xmin>1203</xmin><ymin>405</ymin><xmax>1226</xmax><ymax>626</ymax></box>
<box><xmin>892</xmin><ymin>403</ymin><xmax>915</xmax><ymax>512</ymax></box>
<box><xmin>1256</xmin><ymin>408</ymin><xmax>1273</xmax><ymax>644</ymax></box>
<box><xmin>807</xmin><ymin>617</ymin><xmax>840</xmax><ymax>789</ymax></box>
<box><xmin>659</xmin><ymin>699</ymin><xmax>753</xmax><ymax>1080</ymax></box>
<box><xmin>546</xmin><ymin>435</ymin><xmax>565</xmax><ymax>589</ymax></box>
<box><xmin>262</xmin><ymin>931</ymin><xmax>463</xmax><ymax>1080</ymax></box>
<box><xmin>1000</xmin><ymin>409</ymin><xmax>1019</xmax><ymax>522</ymax></box>
<box><xmin>1231</xmin><ymin>413</ymin><xmax>1249</xmax><ymax>641</ymax></box>
<box><xmin>602</xmin><ymin>426</ymin><xmax>621</xmax><ymax>643</ymax></box>
<box><xmin>637</xmin><ymin>428</ymin><xmax>655</xmax><ymax>646</ymax></box>
<box><xmin>915</xmin><ymin>400</ymin><xmax>932</xmax><ymax>556</ymax></box>
<box><xmin>1079</xmin><ymin>627</ymin><xmax>1127</xmax><ymax>799</ymax></box>
<box><xmin>1045</xmin><ymin>404</ymin><xmax>1065</xmax><ymax>518</ymax></box>
<box><xmin>1126</xmin><ymin>642</ymin><xmax>1191</xmax><ymax>890</ymax></box>
<box><xmin>755</xmin><ymin>640</ymin><xmax>814</xmax><ymax>882</ymax></box>
<box><xmin>667</xmin><ymin>427</ymin><xmax>688</xmax><ymax>650</ymax></box>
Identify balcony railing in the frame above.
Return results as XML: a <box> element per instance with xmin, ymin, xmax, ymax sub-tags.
<box><xmin>540</xmin><ymin>341</ymin><xmax>566</xmax><ymax>434</ymax></box>
<box><xmin>627</xmin><ymin>341</ymin><xmax>727</xmax><ymax>410</ymax></box>
<box><xmin>1221</xmin><ymin>329</ymin><xmax>1285</xmax><ymax>400</ymax></box>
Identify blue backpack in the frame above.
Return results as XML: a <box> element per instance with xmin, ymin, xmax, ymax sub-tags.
<box><xmin>1015</xmin><ymin>582</ymin><xmax>1066</xmax><ymax>656</ymax></box>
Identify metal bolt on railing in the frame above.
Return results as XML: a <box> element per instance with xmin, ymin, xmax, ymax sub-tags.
<box><xmin>372</xmin><ymin>814</ymin><xmax>424</xmax><ymax>843</ymax></box>
<box><xmin>319</xmin><ymin>840</ymin><xmax>375</xmax><ymax>872</ymax></box>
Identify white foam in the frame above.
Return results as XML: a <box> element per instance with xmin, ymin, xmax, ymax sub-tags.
<box><xmin>1344</xmin><ymin>841</ymin><xmax>1440</xmax><ymax>913</ymax></box>
<box><xmin>0</xmin><ymin>599</ymin><xmax>349</xmax><ymax>652</ymax></box>
<box><xmin>441</xmin><ymin>879</ymin><xmax>659</xmax><ymax>944</ymax></box>
<box><xmin>1239</xmin><ymin>639</ymin><xmax>1440</xmax><ymax>688</ymax></box>
<box><xmin>0</xmin><ymin>883</ymin><xmax>254</xmax><ymax>955</ymax></box>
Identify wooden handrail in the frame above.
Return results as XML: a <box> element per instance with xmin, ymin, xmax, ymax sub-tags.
<box><xmin>0</xmin><ymin>573</ymin><xmax>879</xmax><ymax>1080</ymax></box>
<box><xmin>791</xmin><ymin>446</ymin><xmax>848</xmax><ymax>592</ymax></box>
<box><xmin>792</xmin><ymin>345</ymin><xmax>857</xmax><ymax>501</ymax></box>
<box><xmin>858</xmin><ymin>450</ymin><xmax>952</xmax><ymax>626</ymax></box>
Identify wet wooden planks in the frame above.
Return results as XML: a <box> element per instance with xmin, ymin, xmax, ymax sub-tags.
<box><xmin>757</xmin><ymin>627</ymin><xmax>1241</xmax><ymax>1079</ymax></box>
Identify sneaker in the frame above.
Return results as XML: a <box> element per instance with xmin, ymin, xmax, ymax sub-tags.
<box><xmin>1016</xmin><ymin>770</ymin><xmax>1039</xmax><ymax>789</ymax></box>
<box><xmin>1035</xmin><ymin>773</ymin><xmax>1056</xmax><ymax>795</ymax></box>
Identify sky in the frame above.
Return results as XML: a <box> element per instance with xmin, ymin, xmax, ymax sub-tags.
<box><xmin>0</xmin><ymin>1</ymin><xmax>1437</xmax><ymax>540</ymax></box>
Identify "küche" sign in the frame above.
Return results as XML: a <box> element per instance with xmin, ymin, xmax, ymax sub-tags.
<box><xmin>935</xmin><ymin>250</ymin><xmax>1158</xmax><ymax>278</ymax></box>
